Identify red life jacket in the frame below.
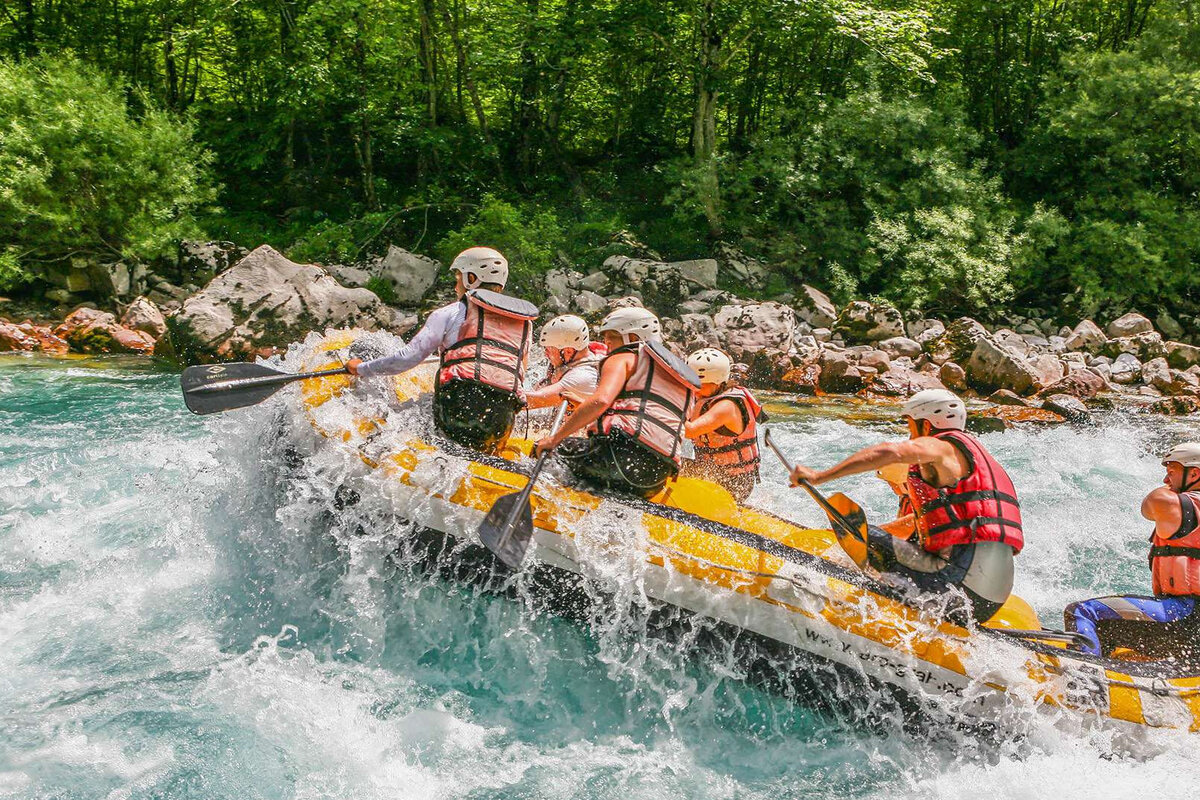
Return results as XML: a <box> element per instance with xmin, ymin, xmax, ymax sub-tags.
<box><xmin>693</xmin><ymin>387</ymin><xmax>766</xmax><ymax>479</ymax></box>
<box><xmin>1150</xmin><ymin>491</ymin><xmax>1200</xmax><ymax>597</ymax></box>
<box><xmin>905</xmin><ymin>430</ymin><xmax>1024</xmax><ymax>553</ymax></box>
<box><xmin>438</xmin><ymin>289</ymin><xmax>538</xmax><ymax>394</ymax></box>
<box><xmin>596</xmin><ymin>340</ymin><xmax>700</xmax><ymax>464</ymax></box>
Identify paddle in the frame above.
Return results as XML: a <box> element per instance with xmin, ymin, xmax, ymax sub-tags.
<box><xmin>478</xmin><ymin>401</ymin><xmax>570</xmax><ymax>569</ymax></box>
<box><xmin>762</xmin><ymin>427</ymin><xmax>872</xmax><ymax>568</ymax></box>
<box><xmin>180</xmin><ymin>362</ymin><xmax>349</xmax><ymax>415</ymax></box>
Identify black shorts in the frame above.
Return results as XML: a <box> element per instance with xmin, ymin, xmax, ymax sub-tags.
<box><xmin>432</xmin><ymin>379</ymin><xmax>520</xmax><ymax>455</ymax></box>
<box><xmin>557</xmin><ymin>430</ymin><xmax>678</xmax><ymax>499</ymax></box>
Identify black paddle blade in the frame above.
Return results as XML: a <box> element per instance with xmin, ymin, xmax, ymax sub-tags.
<box><xmin>478</xmin><ymin>490</ymin><xmax>534</xmax><ymax>569</ymax></box>
<box><xmin>180</xmin><ymin>362</ymin><xmax>288</xmax><ymax>415</ymax></box>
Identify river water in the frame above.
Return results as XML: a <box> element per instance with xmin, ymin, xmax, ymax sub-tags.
<box><xmin>1</xmin><ymin>354</ymin><xmax>1196</xmax><ymax>799</ymax></box>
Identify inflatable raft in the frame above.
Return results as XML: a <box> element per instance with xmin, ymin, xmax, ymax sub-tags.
<box><xmin>288</xmin><ymin>330</ymin><xmax>1200</xmax><ymax>735</ymax></box>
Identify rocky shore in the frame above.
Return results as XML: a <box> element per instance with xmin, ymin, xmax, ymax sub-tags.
<box><xmin>4</xmin><ymin>237</ymin><xmax>1197</xmax><ymax>424</ymax></box>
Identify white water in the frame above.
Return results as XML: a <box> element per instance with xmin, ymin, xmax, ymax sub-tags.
<box><xmin>1</xmin><ymin>353</ymin><xmax>1197</xmax><ymax>799</ymax></box>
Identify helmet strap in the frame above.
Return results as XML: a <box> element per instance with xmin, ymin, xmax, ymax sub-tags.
<box><xmin>1183</xmin><ymin>466</ymin><xmax>1200</xmax><ymax>492</ymax></box>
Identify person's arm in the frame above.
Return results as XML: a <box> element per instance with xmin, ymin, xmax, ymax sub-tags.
<box><xmin>348</xmin><ymin>304</ymin><xmax>459</xmax><ymax>377</ymax></box>
<box><xmin>534</xmin><ymin>354</ymin><xmax>632</xmax><ymax>455</ymax></box>
<box><xmin>527</xmin><ymin>363</ymin><xmax>598</xmax><ymax>410</ymax></box>
<box><xmin>684</xmin><ymin>398</ymin><xmax>743</xmax><ymax>440</ymax></box>
<box><xmin>1142</xmin><ymin>486</ymin><xmax>1185</xmax><ymax>538</ymax></box>
<box><xmin>789</xmin><ymin>436</ymin><xmax>953</xmax><ymax>487</ymax></box>
<box><xmin>525</xmin><ymin>380</ymin><xmax>567</xmax><ymax>409</ymax></box>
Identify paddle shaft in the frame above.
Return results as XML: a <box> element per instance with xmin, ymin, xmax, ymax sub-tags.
<box><xmin>762</xmin><ymin>428</ymin><xmax>861</xmax><ymax>535</ymax></box>
<box><xmin>495</xmin><ymin>401</ymin><xmax>570</xmax><ymax>545</ymax></box>
<box><xmin>186</xmin><ymin>366</ymin><xmax>348</xmax><ymax>395</ymax></box>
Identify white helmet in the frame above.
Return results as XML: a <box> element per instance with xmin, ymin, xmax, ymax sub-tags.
<box><xmin>598</xmin><ymin>307</ymin><xmax>662</xmax><ymax>344</ymax></box>
<box><xmin>451</xmin><ymin>246</ymin><xmax>508</xmax><ymax>289</ymax></box>
<box><xmin>539</xmin><ymin>314</ymin><xmax>590</xmax><ymax>350</ymax></box>
<box><xmin>901</xmin><ymin>389</ymin><xmax>966</xmax><ymax>431</ymax></box>
<box><xmin>1163</xmin><ymin>442</ymin><xmax>1200</xmax><ymax>468</ymax></box>
<box><xmin>687</xmin><ymin>348</ymin><xmax>732</xmax><ymax>385</ymax></box>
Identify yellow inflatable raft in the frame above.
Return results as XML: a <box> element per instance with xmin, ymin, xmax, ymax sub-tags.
<box><xmin>291</xmin><ymin>331</ymin><xmax>1200</xmax><ymax>734</ymax></box>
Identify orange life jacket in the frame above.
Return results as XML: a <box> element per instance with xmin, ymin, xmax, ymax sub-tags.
<box><xmin>596</xmin><ymin>340</ymin><xmax>700</xmax><ymax>464</ymax></box>
<box><xmin>693</xmin><ymin>387</ymin><xmax>765</xmax><ymax>479</ymax></box>
<box><xmin>438</xmin><ymin>289</ymin><xmax>538</xmax><ymax>394</ymax></box>
<box><xmin>1150</xmin><ymin>491</ymin><xmax>1200</xmax><ymax>597</ymax></box>
<box><xmin>906</xmin><ymin>430</ymin><xmax>1024</xmax><ymax>553</ymax></box>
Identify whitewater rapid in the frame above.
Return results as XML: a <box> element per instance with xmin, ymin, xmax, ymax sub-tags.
<box><xmin>1</xmin><ymin>354</ymin><xmax>1196</xmax><ymax>799</ymax></box>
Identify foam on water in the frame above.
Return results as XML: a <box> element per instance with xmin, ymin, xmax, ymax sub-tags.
<box><xmin>1</xmin><ymin>355</ymin><xmax>1197</xmax><ymax>799</ymax></box>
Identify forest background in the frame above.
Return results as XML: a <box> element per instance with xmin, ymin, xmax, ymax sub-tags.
<box><xmin>2</xmin><ymin>0</ymin><xmax>1198</xmax><ymax>322</ymax></box>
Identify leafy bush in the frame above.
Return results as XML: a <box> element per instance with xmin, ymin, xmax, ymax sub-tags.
<box><xmin>0</xmin><ymin>248</ymin><xmax>30</xmax><ymax>293</ymax></box>
<box><xmin>435</xmin><ymin>196</ymin><xmax>565</xmax><ymax>299</ymax></box>
<box><xmin>365</xmin><ymin>275</ymin><xmax>399</xmax><ymax>305</ymax></box>
<box><xmin>0</xmin><ymin>56</ymin><xmax>216</xmax><ymax>279</ymax></box>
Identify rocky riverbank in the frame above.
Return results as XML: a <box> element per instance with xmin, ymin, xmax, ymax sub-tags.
<box><xmin>3</xmin><ymin>237</ymin><xmax>1197</xmax><ymax>424</ymax></box>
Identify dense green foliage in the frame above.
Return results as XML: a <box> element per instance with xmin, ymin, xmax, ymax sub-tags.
<box><xmin>1</xmin><ymin>0</ymin><xmax>1197</xmax><ymax>318</ymax></box>
<box><xmin>0</xmin><ymin>57</ymin><xmax>215</xmax><ymax>283</ymax></box>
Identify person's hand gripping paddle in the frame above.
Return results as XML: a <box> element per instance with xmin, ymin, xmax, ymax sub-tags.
<box><xmin>478</xmin><ymin>401</ymin><xmax>570</xmax><ymax>569</ymax></box>
<box><xmin>180</xmin><ymin>362</ymin><xmax>350</xmax><ymax>415</ymax></box>
<box><xmin>762</xmin><ymin>427</ymin><xmax>874</xmax><ymax>568</ymax></box>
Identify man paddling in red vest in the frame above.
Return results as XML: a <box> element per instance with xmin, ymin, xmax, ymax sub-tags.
<box><xmin>787</xmin><ymin>389</ymin><xmax>1022</xmax><ymax>625</ymax></box>
<box><xmin>1063</xmin><ymin>443</ymin><xmax>1200</xmax><ymax>658</ymax></box>
<box><xmin>346</xmin><ymin>246</ymin><xmax>538</xmax><ymax>454</ymax></box>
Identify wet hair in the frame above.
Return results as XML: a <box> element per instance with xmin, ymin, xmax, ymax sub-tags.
<box><xmin>479</xmin><ymin>281</ymin><xmax>504</xmax><ymax>292</ymax></box>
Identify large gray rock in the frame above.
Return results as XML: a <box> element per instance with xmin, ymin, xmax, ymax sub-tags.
<box><xmin>712</xmin><ymin>302</ymin><xmax>795</xmax><ymax>361</ymax></box>
<box><xmin>1158</xmin><ymin>311</ymin><xmax>1185</xmax><ymax>340</ymax></box>
<box><xmin>1027</xmin><ymin>353</ymin><xmax>1065</xmax><ymax>389</ymax></box>
<box><xmin>676</xmin><ymin>313</ymin><xmax>720</xmax><ymax>349</ymax></box>
<box><xmin>907</xmin><ymin>318</ymin><xmax>946</xmax><ymax>344</ymax></box>
<box><xmin>370</xmin><ymin>246</ymin><xmax>440</xmax><ymax>306</ymax></box>
<box><xmin>670</xmin><ymin>258</ymin><xmax>719</xmax><ymax>289</ymax></box>
<box><xmin>543</xmin><ymin>268</ymin><xmax>575</xmax><ymax>299</ymax></box>
<box><xmin>1142</xmin><ymin>357</ymin><xmax>1174</xmax><ymax>394</ymax></box>
<box><xmin>572</xmin><ymin>290</ymin><xmax>608</xmax><ymax>317</ymax></box>
<box><xmin>1042</xmin><ymin>394</ymin><xmax>1092</xmax><ymax>424</ymax></box>
<box><xmin>966</xmin><ymin>338</ymin><xmax>1041</xmax><ymax>395</ymax></box>
<box><xmin>794</xmin><ymin>285</ymin><xmax>838</xmax><ymax>329</ymax></box>
<box><xmin>834</xmin><ymin>300</ymin><xmax>905</xmax><ymax>344</ymax></box>
<box><xmin>878</xmin><ymin>336</ymin><xmax>923</xmax><ymax>359</ymax></box>
<box><xmin>578</xmin><ymin>271</ymin><xmax>610</xmax><ymax>294</ymax></box>
<box><xmin>939</xmin><ymin>361</ymin><xmax>968</xmax><ymax>391</ymax></box>
<box><xmin>1104</xmin><ymin>331</ymin><xmax>1167</xmax><ymax>361</ymax></box>
<box><xmin>162</xmin><ymin>245</ymin><xmax>393</xmax><ymax>365</ymax></box>
<box><xmin>712</xmin><ymin>243</ymin><xmax>766</xmax><ymax>288</ymax></box>
<box><xmin>1110</xmin><ymin>353</ymin><xmax>1143</xmax><ymax>384</ymax></box>
<box><xmin>329</xmin><ymin>264</ymin><xmax>371</xmax><ymax>288</ymax></box>
<box><xmin>1167</xmin><ymin>341</ymin><xmax>1200</xmax><ymax>370</ymax></box>
<box><xmin>925</xmin><ymin>317</ymin><xmax>990</xmax><ymax>364</ymax></box>
<box><xmin>119</xmin><ymin>296</ymin><xmax>166</xmax><ymax>339</ymax></box>
<box><xmin>1065</xmin><ymin>320</ymin><xmax>1108</xmax><ymax>354</ymax></box>
<box><xmin>1037</xmin><ymin>370</ymin><xmax>1107</xmax><ymax>400</ymax></box>
<box><xmin>178</xmin><ymin>241</ymin><xmax>248</xmax><ymax>283</ymax></box>
<box><xmin>1106</xmin><ymin>312</ymin><xmax>1154</xmax><ymax>339</ymax></box>
<box><xmin>818</xmin><ymin>351</ymin><xmax>864</xmax><ymax>393</ymax></box>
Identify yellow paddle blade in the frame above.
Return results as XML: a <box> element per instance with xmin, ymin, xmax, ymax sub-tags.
<box><xmin>826</xmin><ymin>492</ymin><xmax>869</xmax><ymax>568</ymax></box>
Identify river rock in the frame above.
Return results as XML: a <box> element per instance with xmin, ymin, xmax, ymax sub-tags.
<box><xmin>671</xmin><ymin>258</ymin><xmax>719</xmax><ymax>289</ymax></box>
<box><xmin>868</xmin><ymin>365</ymin><xmax>947</xmax><ymax>397</ymax></box>
<box><xmin>1037</xmin><ymin>370</ymin><xmax>1107</xmax><ymax>400</ymax></box>
<box><xmin>178</xmin><ymin>240</ymin><xmax>248</xmax><ymax>284</ymax></box>
<box><xmin>877</xmin><ymin>336</ymin><xmax>923</xmax><ymax>359</ymax></box>
<box><xmin>966</xmin><ymin>338</ymin><xmax>1040</xmax><ymax>395</ymax></box>
<box><xmin>0</xmin><ymin>320</ymin><xmax>37</xmax><ymax>351</ymax></box>
<box><xmin>907</xmin><ymin>318</ymin><xmax>946</xmax><ymax>344</ymax></box>
<box><xmin>1109</xmin><ymin>353</ymin><xmax>1143</xmax><ymax>384</ymax></box>
<box><xmin>712</xmin><ymin>243</ymin><xmax>766</xmax><ymax>288</ymax></box>
<box><xmin>926</xmin><ymin>318</ymin><xmax>990</xmax><ymax>364</ymax></box>
<box><xmin>1065</xmin><ymin>320</ymin><xmax>1108</xmax><ymax>354</ymax></box>
<box><xmin>119</xmin><ymin>297</ymin><xmax>167</xmax><ymax>339</ymax></box>
<box><xmin>368</xmin><ymin>246</ymin><xmax>440</xmax><ymax>306</ymax></box>
<box><xmin>794</xmin><ymin>284</ymin><xmax>838</xmax><ymax>329</ymax></box>
<box><xmin>1150</xmin><ymin>396</ymin><xmax>1200</xmax><ymax>415</ymax></box>
<box><xmin>578</xmin><ymin>271</ymin><xmax>610</xmax><ymax>294</ymax></box>
<box><xmin>88</xmin><ymin>261</ymin><xmax>148</xmax><ymax>300</ymax></box>
<box><xmin>162</xmin><ymin>245</ymin><xmax>392</xmax><ymax>365</ymax></box>
<box><xmin>329</xmin><ymin>265</ymin><xmax>372</xmax><ymax>288</ymax></box>
<box><xmin>818</xmin><ymin>351</ymin><xmax>864</xmax><ymax>393</ymax></box>
<box><xmin>834</xmin><ymin>301</ymin><xmax>904</xmax><ymax>344</ymax></box>
<box><xmin>1167</xmin><ymin>341</ymin><xmax>1200</xmax><ymax>370</ymax></box>
<box><xmin>712</xmin><ymin>302</ymin><xmax>795</xmax><ymax>361</ymax></box>
<box><xmin>1027</xmin><ymin>353</ymin><xmax>1065</xmax><ymax>389</ymax></box>
<box><xmin>939</xmin><ymin>361</ymin><xmax>968</xmax><ymax>391</ymax></box>
<box><xmin>1104</xmin><ymin>331</ymin><xmax>1167</xmax><ymax>361</ymax></box>
<box><xmin>1106</xmin><ymin>312</ymin><xmax>1154</xmax><ymax>339</ymax></box>
<box><xmin>1142</xmin><ymin>357</ymin><xmax>1175</xmax><ymax>394</ymax></box>
<box><xmin>1157</xmin><ymin>311</ymin><xmax>1185</xmax><ymax>340</ymax></box>
<box><xmin>572</xmin><ymin>290</ymin><xmax>608</xmax><ymax>317</ymax></box>
<box><xmin>989</xmin><ymin>389</ymin><xmax>1030</xmax><ymax>407</ymax></box>
<box><xmin>54</xmin><ymin>308</ymin><xmax>155</xmax><ymax>354</ymax></box>
<box><xmin>676</xmin><ymin>313</ymin><xmax>719</xmax><ymax>349</ymax></box>
<box><xmin>859</xmin><ymin>349</ymin><xmax>891</xmax><ymax>373</ymax></box>
<box><xmin>1042</xmin><ymin>393</ymin><xmax>1092</xmax><ymax>424</ymax></box>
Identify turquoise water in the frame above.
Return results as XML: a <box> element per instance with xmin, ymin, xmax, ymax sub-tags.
<box><xmin>1</xmin><ymin>354</ymin><xmax>1197</xmax><ymax>799</ymax></box>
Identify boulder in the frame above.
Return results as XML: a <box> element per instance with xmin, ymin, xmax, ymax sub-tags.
<box><xmin>1104</xmin><ymin>331</ymin><xmax>1167</xmax><ymax>362</ymax></box>
<box><xmin>989</xmin><ymin>389</ymin><xmax>1030</xmax><ymax>407</ymax></box>
<box><xmin>1142</xmin><ymin>357</ymin><xmax>1175</xmax><ymax>394</ymax></box>
<box><xmin>818</xmin><ymin>351</ymin><xmax>864</xmax><ymax>394</ymax></box>
<box><xmin>369</xmin><ymin>246</ymin><xmax>440</xmax><ymax>306</ymax></box>
<box><xmin>1041</xmin><ymin>393</ymin><xmax>1092</xmax><ymax>424</ymax></box>
<box><xmin>939</xmin><ymin>361</ymin><xmax>968</xmax><ymax>391</ymax></box>
<box><xmin>712</xmin><ymin>302</ymin><xmax>795</xmax><ymax>361</ymax></box>
<box><xmin>607</xmin><ymin>230</ymin><xmax>661</xmax><ymax>261</ymax></box>
<box><xmin>572</xmin><ymin>290</ymin><xmax>609</xmax><ymax>317</ymax></box>
<box><xmin>712</xmin><ymin>243</ymin><xmax>766</xmax><ymax>288</ymax></box>
<box><xmin>907</xmin><ymin>318</ymin><xmax>946</xmax><ymax>344</ymax></box>
<box><xmin>676</xmin><ymin>313</ymin><xmax>719</xmax><ymax>349</ymax></box>
<box><xmin>1027</xmin><ymin>353</ymin><xmax>1065</xmax><ymax>390</ymax></box>
<box><xmin>1157</xmin><ymin>311</ymin><xmax>1185</xmax><ymax>340</ymax></box>
<box><xmin>878</xmin><ymin>336</ymin><xmax>923</xmax><ymax>359</ymax></box>
<box><xmin>1109</xmin><ymin>353</ymin><xmax>1143</xmax><ymax>384</ymax></box>
<box><xmin>329</xmin><ymin>265</ymin><xmax>372</xmax><ymax>288</ymax></box>
<box><xmin>178</xmin><ymin>241</ymin><xmax>248</xmax><ymax>283</ymax></box>
<box><xmin>578</xmin><ymin>271</ymin><xmax>610</xmax><ymax>294</ymax></box>
<box><xmin>965</xmin><ymin>338</ymin><xmax>1040</xmax><ymax>395</ymax></box>
<box><xmin>88</xmin><ymin>261</ymin><xmax>148</xmax><ymax>299</ymax></box>
<box><xmin>859</xmin><ymin>350</ymin><xmax>891</xmax><ymax>373</ymax></box>
<box><xmin>970</xmin><ymin>405</ymin><xmax>1068</xmax><ymax>429</ymax></box>
<box><xmin>54</xmin><ymin>308</ymin><xmax>155</xmax><ymax>354</ymax></box>
<box><xmin>834</xmin><ymin>300</ymin><xmax>905</xmax><ymax>344</ymax></box>
<box><xmin>1106</xmin><ymin>312</ymin><xmax>1154</xmax><ymax>339</ymax></box>
<box><xmin>679</xmin><ymin>299</ymin><xmax>712</xmax><ymax>315</ymax></box>
<box><xmin>119</xmin><ymin>297</ymin><xmax>167</xmax><ymax>339</ymax></box>
<box><xmin>0</xmin><ymin>320</ymin><xmax>37</xmax><ymax>351</ymax></box>
<box><xmin>926</xmin><ymin>317</ymin><xmax>990</xmax><ymax>364</ymax></box>
<box><xmin>867</xmin><ymin>365</ymin><xmax>947</xmax><ymax>397</ymax></box>
<box><xmin>670</xmin><ymin>258</ymin><xmax>719</xmax><ymax>289</ymax></box>
<box><xmin>1150</xmin><ymin>396</ymin><xmax>1200</xmax><ymax>415</ymax></box>
<box><xmin>1036</xmin><ymin>370</ymin><xmax>1107</xmax><ymax>401</ymax></box>
<box><xmin>162</xmin><ymin>245</ymin><xmax>393</xmax><ymax>365</ymax></box>
<box><xmin>794</xmin><ymin>285</ymin><xmax>838</xmax><ymax>329</ymax></box>
<box><xmin>1064</xmin><ymin>320</ymin><xmax>1108</xmax><ymax>354</ymax></box>
<box><xmin>1167</xmin><ymin>341</ymin><xmax>1200</xmax><ymax>370</ymax></box>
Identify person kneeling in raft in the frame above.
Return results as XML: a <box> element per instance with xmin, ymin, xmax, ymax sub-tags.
<box><xmin>346</xmin><ymin>247</ymin><xmax>538</xmax><ymax>455</ymax></box>
<box><xmin>681</xmin><ymin>348</ymin><xmax>766</xmax><ymax>503</ymax></box>
<box><xmin>524</xmin><ymin>314</ymin><xmax>604</xmax><ymax>411</ymax></box>
<box><xmin>787</xmin><ymin>389</ymin><xmax>1023</xmax><ymax>625</ymax></box>
<box><xmin>533</xmin><ymin>308</ymin><xmax>701</xmax><ymax>499</ymax></box>
<box><xmin>1064</xmin><ymin>442</ymin><xmax>1200</xmax><ymax>659</ymax></box>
